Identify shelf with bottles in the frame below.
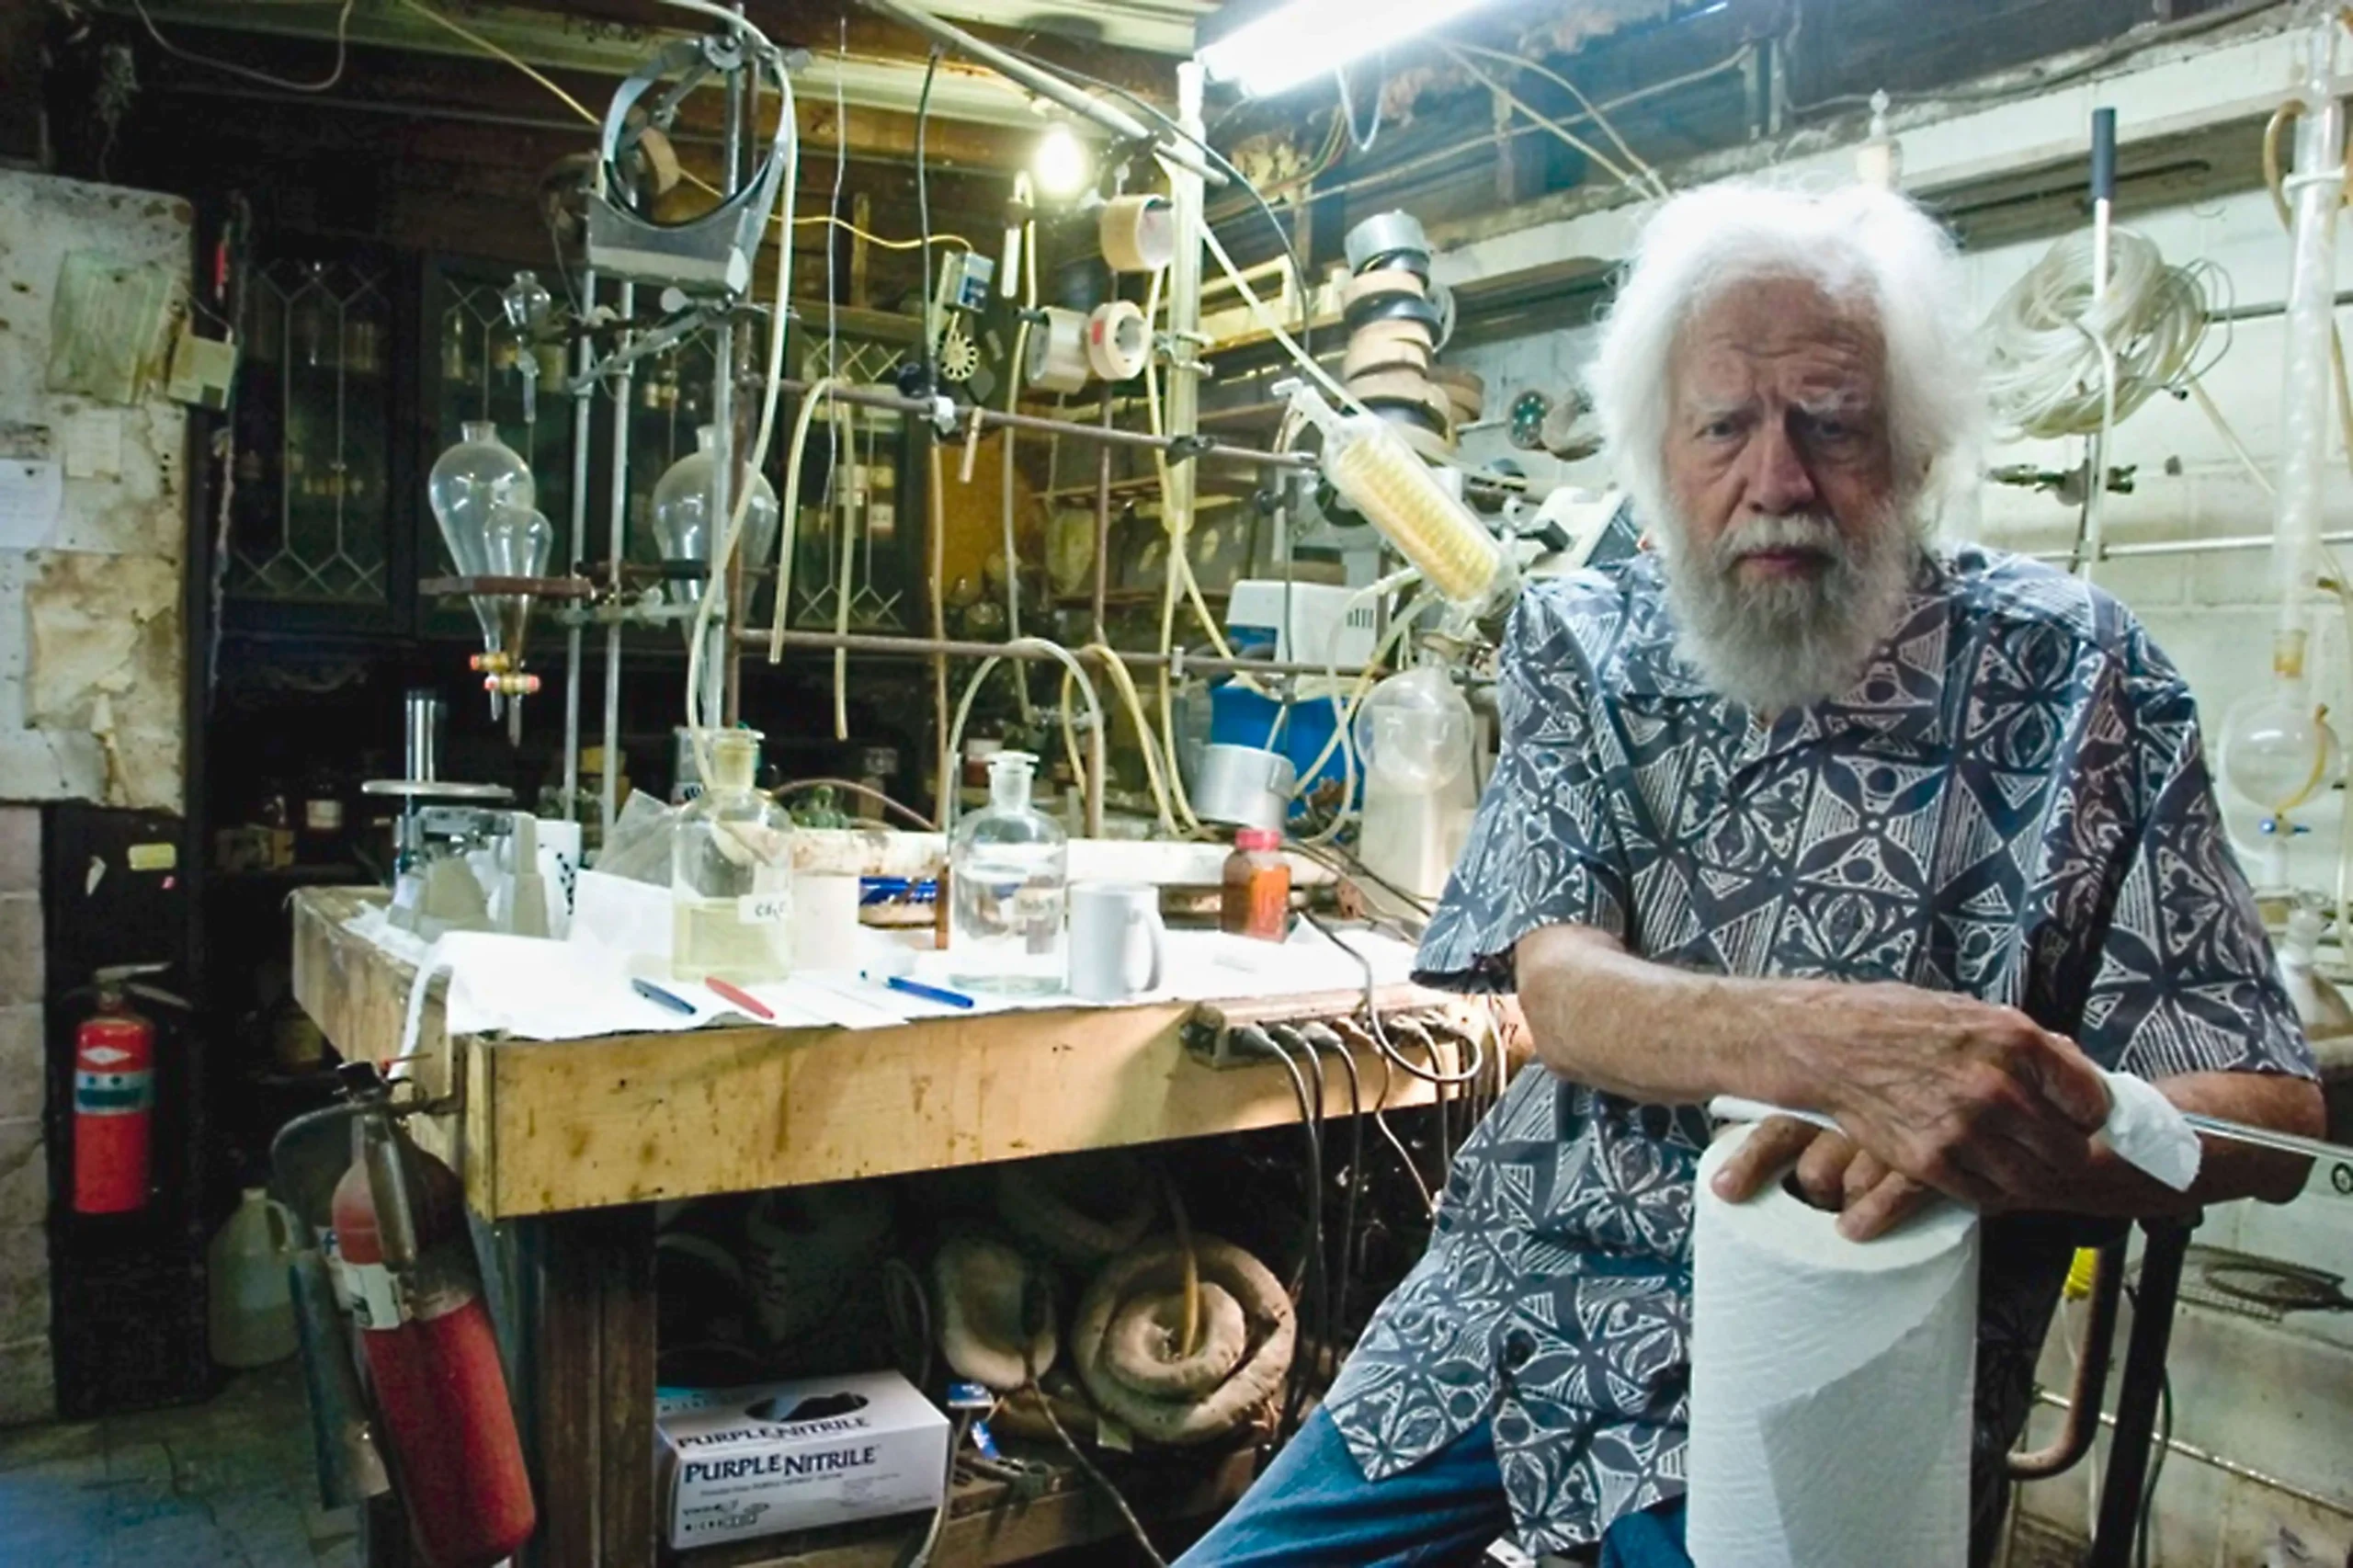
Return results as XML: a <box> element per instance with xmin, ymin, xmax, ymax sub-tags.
<box><xmin>226</xmin><ymin>255</ymin><xmax>397</xmax><ymax>612</ymax></box>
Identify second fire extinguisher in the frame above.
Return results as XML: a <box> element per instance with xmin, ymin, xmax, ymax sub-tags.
<box><xmin>72</xmin><ymin>962</ymin><xmax>184</xmax><ymax>1215</ymax></box>
<box><xmin>331</xmin><ymin>1067</ymin><xmax>536</xmax><ymax>1568</ymax></box>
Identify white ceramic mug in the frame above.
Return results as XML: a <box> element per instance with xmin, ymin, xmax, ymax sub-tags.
<box><xmin>1067</xmin><ymin>881</ymin><xmax>1165</xmax><ymax>1002</ymax></box>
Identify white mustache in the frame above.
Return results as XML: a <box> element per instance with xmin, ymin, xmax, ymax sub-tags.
<box><xmin>1714</xmin><ymin>514</ymin><xmax>1846</xmax><ymax>566</ymax></box>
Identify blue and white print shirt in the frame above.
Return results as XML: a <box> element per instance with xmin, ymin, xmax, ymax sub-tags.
<box><xmin>1322</xmin><ymin>545</ymin><xmax>2314</xmax><ymax>1555</ymax></box>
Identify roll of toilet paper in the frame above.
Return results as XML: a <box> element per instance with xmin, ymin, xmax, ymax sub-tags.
<box><xmin>1688</xmin><ymin>1123</ymin><xmax>1980</xmax><ymax>1568</ymax></box>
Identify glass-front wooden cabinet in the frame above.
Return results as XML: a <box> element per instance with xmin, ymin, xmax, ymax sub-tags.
<box><xmin>225</xmin><ymin>252</ymin><xmax>400</xmax><ymax>628</ymax></box>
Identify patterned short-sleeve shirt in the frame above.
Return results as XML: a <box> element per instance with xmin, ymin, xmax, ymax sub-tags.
<box><xmin>1322</xmin><ymin>545</ymin><xmax>2314</xmax><ymax>1557</ymax></box>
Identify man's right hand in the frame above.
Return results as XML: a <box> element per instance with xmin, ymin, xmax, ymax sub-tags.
<box><xmin>1779</xmin><ymin>981</ymin><xmax>2112</xmax><ymax>1215</ymax></box>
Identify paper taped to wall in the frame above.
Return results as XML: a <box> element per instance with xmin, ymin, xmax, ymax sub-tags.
<box><xmin>1688</xmin><ymin>1122</ymin><xmax>1980</xmax><ymax>1568</ymax></box>
<box><xmin>0</xmin><ymin>459</ymin><xmax>62</xmax><ymax>547</ymax></box>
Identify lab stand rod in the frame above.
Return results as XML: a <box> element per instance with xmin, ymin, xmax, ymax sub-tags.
<box><xmin>562</xmin><ymin>266</ymin><xmax>597</xmax><ymax>820</ymax></box>
<box><xmin>855</xmin><ymin>0</ymin><xmax>1224</xmax><ymax>187</ymax></box>
<box><xmin>769</xmin><ymin>379</ymin><xmax>1313</xmax><ymax>471</ymax></box>
<box><xmin>707</xmin><ymin>53</ymin><xmax>744</xmax><ymax>735</ymax></box>
<box><xmin>603</xmin><ymin>279</ymin><xmax>637</xmax><ymax>846</ymax></box>
<box><xmin>1092</xmin><ymin>397</ymin><xmax>1113</xmax><ymax>642</ymax></box>
<box><xmin>739</xmin><ymin>625</ymin><xmax>1387</xmax><ymax>681</ymax></box>
<box><xmin>1164</xmin><ymin>60</ymin><xmax>1208</xmax><ymax>600</ymax></box>
<box><xmin>2026</xmin><ymin>528</ymin><xmax>2353</xmax><ymax>562</ymax></box>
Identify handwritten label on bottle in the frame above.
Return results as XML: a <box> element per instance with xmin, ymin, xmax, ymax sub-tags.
<box><xmin>736</xmin><ymin>892</ymin><xmax>792</xmax><ymax>926</ymax></box>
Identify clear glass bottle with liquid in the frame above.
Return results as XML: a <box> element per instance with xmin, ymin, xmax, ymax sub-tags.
<box><xmin>949</xmin><ymin>751</ymin><xmax>1067</xmax><ymax>994</ymax></box>
<box><xmin>672</xmin><ymin>730</ymin><xmax>795</xmax><ymax>986</ymax></box>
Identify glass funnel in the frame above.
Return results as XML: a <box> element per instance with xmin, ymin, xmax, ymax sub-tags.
<box><xmin>651</xmin><ymin>425</ymin><xmax>780</xmax><ymax>628</ymax></box>
<box><xmin>427</xmin><ymin>420</ymin><xmax>536</xmax><ymax>666</ymax></box>
<box><xmin>484</xmin><ymin>502</ymin><xmax>554</xmax><ymax>669</ymax></box>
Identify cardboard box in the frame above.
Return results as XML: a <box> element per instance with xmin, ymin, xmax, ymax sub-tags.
<box><xmin>656</xmin><ymin>1370</ymin><xmax>950</xmax><ymax>1551</ymax></box>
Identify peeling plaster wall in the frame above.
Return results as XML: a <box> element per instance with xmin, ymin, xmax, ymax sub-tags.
<box><xmin>0</xmin><ymin>169</ymin><xmax>189</xmax><ymax>817</ymax></box>
<box><xmin>0</xmin><ymin>171</ymin><xmax>189</xmax><ymax>1427</ymax></box>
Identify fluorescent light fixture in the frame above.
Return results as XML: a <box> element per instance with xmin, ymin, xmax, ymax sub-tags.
<box><xmin>1195</xmin><ymin>0</ymin><xmax>1504</xmax><ymax>98</ymax></box>
<box><xmin>1031</xmin><ymin>122</ymin><xmax>1093</xmax><ymax>199</ymax></box>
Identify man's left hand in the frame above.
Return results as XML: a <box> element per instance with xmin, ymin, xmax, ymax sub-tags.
<box><xmin>1711</xmin><ymin>1116</ymin><xmax>1943</xmax><ymax>1240</ymax></box>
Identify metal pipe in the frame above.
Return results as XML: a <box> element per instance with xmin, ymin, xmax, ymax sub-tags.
<box><xmin>708</xmin><ymin>318</ymin><xmax>736</xmax><ymax>733</ymax></box>
<box><xmin>2030</xmin><ymin>1392</ymin><xmax>2353</xmax><ymax>1520</ymax></box>
<box><xmin>771</xmin><ymin>377</ymin><xmax>1313</xmax><ymax>469</ymax></box>
<box><xmin>603</xmin><ymin>279</ymin><xmax>637</xmax><ymax>846</ymax></box>
<box><xmin>2178</xmin><ymin>1110</ymin><xmax>2353</xmax><ymax>1164</ymax></box>
<box><xmin>562</xmin><ymin>267</ymin><xmax>597</xmax><ymax>820</ymax></box>
<box><xmin>927</xmin><ymin>440</ymin><xmax>955</xmax><ymax>836</ymax></box>
<box><xmin>1091</xmin><ymin>396</ymin><xmax>1113</xmax><ymax>642</ymax></box>
<box><xmin>1165</xmin><ymin>58</ymin><xmax>1207</xmax><ymax>633</ymax></box>
<box><xmin>2007</xmin><ymin>1242</ymin><xmax>2125</xmax><ymax>1481</ymax></box>
<box><xmin>2088</xmin><ymin>1222</ymin><xmax>2189</xmax><ymax>1566</ymax></box>
<box><xmin>2022</xmin><ymin>528</ymin><xmax>2353</xmax><ymax>563</ymax></box>
<box><xmin>736</xmin><ymin>625</ymin><xmax>1386</xmax><ymax>680</ymax></box>
<box><xmin>706</xmin><ymin>39</ymin><xmax>743</xmax><ymax>735</ymax></box>
<box><xmin>854</xmin><ymin>0</ymin><xmax>1224</xmax><ymax>187</ymax></box>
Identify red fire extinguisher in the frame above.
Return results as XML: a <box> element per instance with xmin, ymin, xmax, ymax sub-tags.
<box><xmin>73</xmin><ymin>963</ymin><xmax>183</xmax><ymax>1215</ymax></box>
<box><xmin>331</xmin><ymin>1070</ymin><xmax>536</xmax><ymax>1567</ymax></box>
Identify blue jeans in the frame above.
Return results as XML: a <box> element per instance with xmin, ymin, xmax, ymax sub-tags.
<box><xmin>1175</xmin><ymin>1410</ymin><xmax>1690</xmax><ymax>1568</ymax></box>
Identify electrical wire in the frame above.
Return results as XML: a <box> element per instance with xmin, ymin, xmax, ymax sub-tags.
<box><xmin>397</xmin><ymin>0</ymin><xmax>963</xmax><ymax>252</ymax></box>
<box><xmin>132</xmin><ymin>0</ymin><xmax>356</xmax><ymax>93</ymax></box>
<box><xmin>1279</xmin><ymin>1012</ymin><xmax>1336</xmax><ymax>1365</ymax></box>
<box><xmin>1448</xmin><ymin>40</ymin><xmax>1667</xmax><ymax>199</ymax></box>
<box><xmin>1442</xmin><ymin>46</ymin><xmax>1655</xmax><ymax>199</ymax></box>
<box><xmin>1019</xmin><ymin>1363</ymin><xmax>1167</xmax><ymax>1566</ymax></box>
<box><xmin>1242</xmin><ymin>1025</ymin><xmax>1324</xmax><ymax>1439</ymax></box>
<box><xmin>915</xmin><ymin>48</ymin><xmax>942</xmax><ymax>387</ymax></box>
<box><xmin>1290</xmin><ymin>1022</ymin><xmax>1366</xmax><ymax>1338</ymax></box>
<box><xmin>1790</xmin><ymin>0</ymin><xmax>2291</xmax><ymax>115</ymax></box>
<box><xmin>1365</xmin><ymin>1042</ymin><xmax>1437</xmax><ymax>1217</ymax></box>
<box><xmin>996</xmin><ymin>43</ymin><xmax>1316</xmax><ymax>362</ymax></box>
<box><xmin>1302</xmin><ymin>909</ymin><xmax>1487</xmax><ymax>1086</ymax></box>
<box><xmin>1333</xmin><ymin>62</ymin><xmax>1381</xmax><ymax>156</ymax></box>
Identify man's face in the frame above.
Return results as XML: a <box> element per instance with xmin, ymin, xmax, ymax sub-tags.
<box><xmin>1652</xmin><ymin>275</ymin><xmax>1915</xmax><ymax>712</ymax></box>
<box><xmin>1663</xmin><ymin>275</ymin><xmax>1895</xmax><ymax>569</ymax></box>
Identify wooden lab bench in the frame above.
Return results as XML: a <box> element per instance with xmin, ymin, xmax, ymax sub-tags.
<box><xmin>289</xmin><ymin>886</ymin><xmax>1477</xmax><ymax>1568</ymax></box>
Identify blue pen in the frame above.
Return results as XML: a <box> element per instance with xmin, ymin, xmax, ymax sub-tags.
<box><xmin>869</xmin><ymin>972</ymin><xmax>977</xmax><ymax>1010</ymax></box>
<box><xmin>632</xmin><ymin>977</ymin><xmax>699</xmax><ymax>1016</ymax></box>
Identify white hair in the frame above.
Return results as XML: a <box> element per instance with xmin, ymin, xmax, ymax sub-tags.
<box><xmin>1586</xmin><ymin>180</ymin><xmax>1983</xmax><ymax>544</ymax></box>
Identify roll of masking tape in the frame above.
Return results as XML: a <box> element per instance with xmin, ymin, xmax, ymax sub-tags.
<box><xmin>1098</xmin><ymin>194</ymin><xmax>1175</xmax><ymax>273</ymax></box>
<box><xmin>1086</xmin><ymin>301</ymin><xmax>1150</xmax><ymax>381</ymax></box>
<box><xmin>1343</xmin><ymin>332</ymin><xmax>1432</xmax><ymax>381</ymax></box>
<box><xmin>1025</xmin><ymin>307</ymin><xmax>1091</xmax><ymax>393</ymax></box>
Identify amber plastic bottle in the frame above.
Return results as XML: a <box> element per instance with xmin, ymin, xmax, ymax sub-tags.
<box><xmin>1220</xmin><ymin>827</ymin><xmax>1290</xmax><ymax>940</ymax></box>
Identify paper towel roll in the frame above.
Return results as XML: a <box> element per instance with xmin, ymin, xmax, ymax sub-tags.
<box><xmin>1688</xmin><ymin>1124</ymin><xmax>1980</xmax><ymax>1568</ymax></box>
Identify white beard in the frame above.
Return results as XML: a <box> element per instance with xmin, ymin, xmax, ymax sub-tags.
<box><xmin>1655</xmin><ymin>506</ymin><xmax>1917</xmax><ymax>713</ymax></box>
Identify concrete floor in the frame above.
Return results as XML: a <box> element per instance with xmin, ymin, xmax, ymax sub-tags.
<box><xmin>0</xmin><ymin>1361</ymin><xmax>358</xmax><ymax>1568</ymax></box>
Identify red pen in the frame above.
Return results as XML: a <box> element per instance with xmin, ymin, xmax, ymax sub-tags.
<box><xmin>705</xmin><ymin>977</ymin><xmax>775</xmax><ymax>1020</ymax></box>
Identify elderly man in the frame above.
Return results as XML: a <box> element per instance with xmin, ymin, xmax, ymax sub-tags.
<box><xmin>1177</xmin><ymin>182</ymin><xmax>2325</xmax><ymax>1567</ymax></box>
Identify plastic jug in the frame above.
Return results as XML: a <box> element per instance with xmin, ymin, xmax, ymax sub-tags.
<box><xmin>208</xmin><ymin>1187</ymin><xmax>299</xmax><ymax>1368</ymax></box>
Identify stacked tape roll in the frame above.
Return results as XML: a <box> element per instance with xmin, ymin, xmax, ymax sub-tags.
<box><xmin>1099</xmin><ymin>193</ymin><xmax>1176</xmax><ymax>273</ymax></box>
<box><xmin>1428</xmin><ymin>365</ymin><xmax>1485</xmax><ymax>425</ymax></box>
<box><xmin>1688</xmin><ymin>1125</ymin><xmax>1979</xmax><ymax>1568</ymax></box>
<box><xmin>1085</xmin><ymin>300</ymin><xmax>1149</xmax><ymax>381</ymax></box>
<box><xmin>1025</xmin><ymin>306</ymin><xmax>1090</xmax><ymax>393</ymax></box>
<box><xmin>1340</xmin><ymin>208</ymin><xmax>1456</xmax><ymax>451</ymax></box>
